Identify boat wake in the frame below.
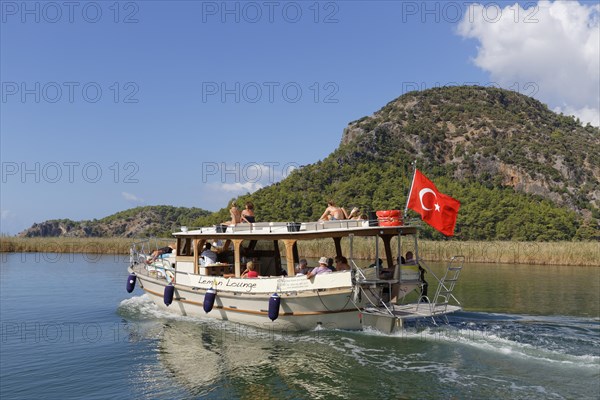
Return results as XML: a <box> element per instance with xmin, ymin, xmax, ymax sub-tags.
<box><xmin>117</xmin><ymin>294</ymin><xmax>200</xmax><ymax>322</ymax></box>
<box><xmin>358</xmin><ymin>311</ymin><xmax>599</xmax><ymax>369</ymax></box>
<box><xmin>118</xmin><ymin>297</ymin><xmax>599</xmax><ymax>371</ymax></box>
<box><xmin>117</xmin><ymin>298</ymin><xmax>598</xmax><ymax>398</ymax></box>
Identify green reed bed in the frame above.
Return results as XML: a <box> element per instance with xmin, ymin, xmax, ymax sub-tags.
<box><xmin>0</xmin><ymin>237</ymin><xmax>133</xmax><ymax>255</ymax></box>
<box><xmin>297</xmin><ymin>238</ymin><xmax>599</xmax><ymax>266</ymax></box>
<box><xmin>1</xmin><ymin>237</ymin><xmax>598</xmax><ymax>266</ymax></box>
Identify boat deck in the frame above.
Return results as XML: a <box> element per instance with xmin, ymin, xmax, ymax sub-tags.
<box><xmin>172</xmin><ymin>220</ymin><xmax>418</xmax><ymax>240</ymax></box>
<box><xmin>387</xmin><ymin>303</ymin><xmax>462</xmax><ymax>319</ymax></box>
<box><xmin>361</xmin><ymin>303</ymin><xmax>462</xmax><ymax>333</ymax></box>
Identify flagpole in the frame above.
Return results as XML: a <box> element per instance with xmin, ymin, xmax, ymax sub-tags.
<box><xmin>403</xmin><ymin>160</ymin><xmax>417</xmax><ymax>220</ymax></box>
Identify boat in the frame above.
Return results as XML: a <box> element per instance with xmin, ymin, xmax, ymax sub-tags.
<box><xmin>126</xmin><ymin>218</ymin><xmax>464</xmax><ymax>333</ymax></box>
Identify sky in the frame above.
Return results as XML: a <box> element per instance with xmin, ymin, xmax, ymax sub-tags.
<box><xmin>1</xmin><ymin>0</ymin><xmax>599</xmax><ymax>235</ymax></box>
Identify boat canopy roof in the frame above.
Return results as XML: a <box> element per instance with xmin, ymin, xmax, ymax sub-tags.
<box><xmin>173</xmin><ymin>220</ymin><xmax>418</xmax><ymax>241</ymax></box>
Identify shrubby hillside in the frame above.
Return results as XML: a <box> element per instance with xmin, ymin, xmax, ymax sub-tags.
<box><xmin>196</xmin><ymin>86</ymin><xmax>599</xmax><ymax>240</ymax></box>
<box><xmin>20</xmin><ymin>87</ymin><xmax>599</xmax><ymax>240</ymax></box>
<box><xmin>18</xmin><ymin>206</ymin><xmax>211</xmax><ymax>238</ymax></box>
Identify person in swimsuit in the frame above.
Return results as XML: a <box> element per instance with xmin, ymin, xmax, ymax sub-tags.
<box><xmin>319</xmin><ymin>200</ymin><xmax>348</xmax><ymax>221</ymax></box>
<box><xmin>147</xmin><ymin>244</ymin><xmax>175</xmax><ymax>264</ymax></box>
<box><xmin>224</xmin><ymin>201</ymin><xmax>242</xmax><ymax>225</ymax></box>
<box><xmin>347</xmin><ymin>207</ymin><xmax>360</xmax><ymax>219</ymax></box>
<box><xmin>241</xmin><ymin>201</ymin><xmax>255</xmax><ymax>223</ymax></box>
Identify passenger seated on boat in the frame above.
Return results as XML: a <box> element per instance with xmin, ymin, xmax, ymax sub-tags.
<box><xmin>295</xmin><ymin>259</ymin><xmax>311</xmax><ymax>276</ymax></box>
<box><xmin>404</xmin><ymin>251</ymin><xmax>417</xmax><ymax>265</ymax></box>
<box><xmin>241</xmin><ymin>261</ymin><xmax>259</xmax><ymax>278</ymax></box>
<box><xmin>369</xmin><ymin>258</ymin><xmax>392</xmax><ymax>279</ymax></box>
<box><xmin>319</xmin><ymin>200</ymin><xmax>348</xmax><ymax>221</ymax></box>
<box><xmin>200</xmin><ymin>243</ymin><xmax>218</xmax><ymax>265</ymax></box>
<box><xmin>401</xmin><ymin>252</ymin><xmax>428</xmax><ymax>301</ymax></box>
<box><xmin>307</xmin><ymin>257</ymin><xmax>332</xmax><ymax>279</ymax></box>
<box><xmin>147</xmin><ymin>244</ymin><xmax>175</xmax><ymax>264</ymax></box>
<box><xmin>334</xmin><ymin>256</ymin><xmax>351</xmax><ymax>271</ymax></box>
<box><xmin>380</xmin><ymin>256</ymin><xmax>403</xmax><ymax>279</ymax></box>
<box><xmin>241</xmin><ymin>201</ymin><xmax>255</xmax><ymax>223</ymax></box>
<box><xmin>327</xmin><ymin>258</ymin><xmax>335</xmax><ymax>271</ymax></box>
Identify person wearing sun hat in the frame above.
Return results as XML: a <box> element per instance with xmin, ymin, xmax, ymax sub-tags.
<box><xmin>307</xmin><ymin>257</ymin><xmax>332</xmax><ymax>279</ymax></box>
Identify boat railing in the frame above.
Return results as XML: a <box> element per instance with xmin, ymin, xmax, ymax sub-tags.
<box><xmin>177</xmin><ymin>219</ymin><xmax>378</xmax><ymax>235</ymax></box>
<box><xmin>350</xmin><ymin>258</ymin><xmax>368</xmax><ymax>281</ymax></box>
<box><xmin>129</xmin><ymin>237</ymin><xmax>173</xmax><ymax>265</ymax></box>
<box><xmin>130</xmin><ymin>238</ymin><xmax>150</xmax><ymax>265</ymax></box>
<box><xmin>417</xmin><ymin>256</ymin><xmax>464</xmax><ymax>315</ymax></box>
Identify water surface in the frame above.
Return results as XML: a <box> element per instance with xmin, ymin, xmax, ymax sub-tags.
<box><xmin>1</xmin><ymin>253</ymin><xmax>598</xmax><ymax>399</ymax></box>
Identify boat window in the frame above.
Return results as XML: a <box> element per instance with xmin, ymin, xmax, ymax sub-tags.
<box><xmin>177</xmin><ymin>237</ymin><xmax>193</xmax><ymax>256</ymax></box>
<box><xmin>241</xmin><ymin>240</ymin><xmax>282</xmax><ymax>276</ymax></box>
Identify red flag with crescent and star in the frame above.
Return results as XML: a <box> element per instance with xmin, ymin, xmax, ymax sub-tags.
<box><xmin>407</xmin><ymin>169</ymin><xmax>460</xmax><ymax>236</ymax></box>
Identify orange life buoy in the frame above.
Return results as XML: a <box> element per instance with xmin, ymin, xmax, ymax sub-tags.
<box><xmin>376</xmin><ymin>210</ymin><xmax>402</xmax><ymax>226</ymax></box>
<box><xmin>376</xmin><ymin>210</ymin><xmax>401</xmax><ymax>218</ymax></box>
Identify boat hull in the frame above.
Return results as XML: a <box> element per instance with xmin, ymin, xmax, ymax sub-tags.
<box><xmin>131</xmin><ymin>264</ymin><xmax>369</xmax><ymax>331</ymax></box>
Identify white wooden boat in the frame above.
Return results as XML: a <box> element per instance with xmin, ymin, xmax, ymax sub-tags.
<box><xmin>126</xmin><ymin>219</ymin><xmax>463</xmax><ymax>333</ymax></box>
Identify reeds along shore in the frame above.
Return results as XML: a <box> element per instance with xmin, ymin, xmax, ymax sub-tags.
<box><xmin>0</xmin><ymin>237</ymin><xmax>598</xmax><ymax>267</ymax></box>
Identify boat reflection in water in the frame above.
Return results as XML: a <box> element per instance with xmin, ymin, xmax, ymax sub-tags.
<box><xmin>154</xmin><ymin>318</ymin><xmax>351</xmax><ymax>398</ymax></box>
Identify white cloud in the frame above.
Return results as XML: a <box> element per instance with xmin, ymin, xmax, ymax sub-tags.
<box><xmin>215</xmin><ymin>182</ymin><xmax>264</xmax><ymax>193</ymax></box>
<box><xmin>1</xmin><ymin>209</ymin><xmax>11</xmax><ymax>220</ymax></box>
<box><xmin>197</xmin><ymin>162</ymin><xmax>300</xmax><ymax>209</ymax></box>
<box><xmin>122</xmin><ymin>192</ymin><xmax>145</xmax><ymax>204</ymax></box>
<box><xmin>201</xmin><ymin>162</ymin><xmax>300</xmax><ymax>187</ymax></box>
<box><xmin>458</xmin><ymin>0</ymin><xmax>600</xmax><ymax>126</ymax></box>
<box><xmin>555</xmin><ymin>105</ymin><xmax>600</xmax><ymax>126</ymax></box>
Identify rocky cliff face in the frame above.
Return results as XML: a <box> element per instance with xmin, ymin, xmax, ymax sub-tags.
<box><xmin>340</xmin><ymin>86</ymin><xmax>600</xmax><ymax>214</ymax></box>
<box><xmin>20</xmin><ymin>220</ymin><xmax>87</xmax><ymax>237</ymax></box>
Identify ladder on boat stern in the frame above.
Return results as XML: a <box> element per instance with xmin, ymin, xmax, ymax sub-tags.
<box><xmin>429</xmin><ymin>256</ymin><xmax>464</xmax><ymax>316</ymax></box>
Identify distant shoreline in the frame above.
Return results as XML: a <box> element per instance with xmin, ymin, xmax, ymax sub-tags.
<box><xmin>1</xmin><ymin>237</ymin><xmax>598</xmax><ymax>267</ymax></box>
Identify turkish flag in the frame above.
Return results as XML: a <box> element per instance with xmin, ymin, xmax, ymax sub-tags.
<box><xmin>407</xmin><ymin>170</ymin><xmax>460</xmax><ymax>236</ymax></box>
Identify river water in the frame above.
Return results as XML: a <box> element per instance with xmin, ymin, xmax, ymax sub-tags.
<box><xmin>1</xmin><ymin>253</ymin><xmax>598</xmax><ymax>399</ymax></box>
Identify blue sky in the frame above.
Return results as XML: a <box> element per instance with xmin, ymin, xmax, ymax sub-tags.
<box><xmin>1</xmin><ymin>1</ymin><xmax>599</xmax><ymax>234</ymax></box>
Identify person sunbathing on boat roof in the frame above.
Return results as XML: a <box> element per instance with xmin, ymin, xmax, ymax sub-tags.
<box><xmin>224</xmin><ymin>201</ymin><xmax>242</xmax><ymax>225</ymax></box>
<box><xmin>347</xmin><ymin>207</ymin><xmax>360</xmax><ymax>219</ymax></box>
<box><xmin>241</xmin><ymin>201</ymin><xmax>255</xmax><ymax>223</ymax></box>
<box><xmin>319</xmin><ymin>200</ymin><xmax>348</xmax><ymax>221</ymax></box>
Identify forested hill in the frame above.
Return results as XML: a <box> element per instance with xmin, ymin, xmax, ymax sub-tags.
<box><xmin>197</xmin><ymin>86</ymin><xmax>600</xmax><ymax>240</ymax></box>
<box><xmin>19</xmin><ymin>87</ymin><xmax>599</xmax><ymax>240</ymax></box>
<box><xmin>18</xmin><ymin>206</ymin><xmax>211</xmax><ymax>238</ymax></box>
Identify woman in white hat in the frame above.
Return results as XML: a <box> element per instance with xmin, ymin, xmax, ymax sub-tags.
<box><xmin>307</xmin><ymin>257</ymin><xmax>332</xmax><ymax>279</ymax></box>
